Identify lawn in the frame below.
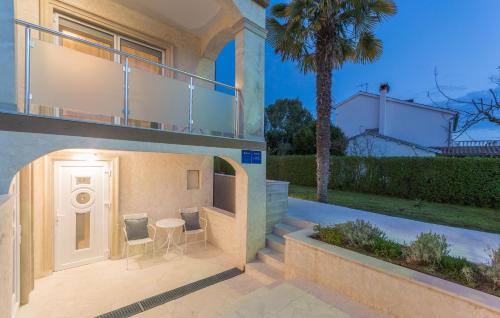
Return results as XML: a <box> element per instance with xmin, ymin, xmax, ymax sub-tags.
<box><xmin>289</xmin><ymin>184</ymin><xmax>500</xmax><ymax>234</ymax></box>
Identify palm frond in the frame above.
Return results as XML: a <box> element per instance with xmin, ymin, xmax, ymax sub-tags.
<box><xmin>355</xmin><ymin>30</ymin><xmax>383</xmax><ymax>63</ymax></box>
<box><xmin>267</xmin><ymin>0</ymin><xmax>395</xmax><ymax>71</ymax></box>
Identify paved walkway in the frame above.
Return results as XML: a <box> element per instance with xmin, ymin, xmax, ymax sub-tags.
<box><xmin>288</xmin><ymin>198</ymin><xmax>500</xmax><ymax>264</ymax></box>
<box><xmin>137</xmin><ymin>274</ymin><xmax>387</xmax><ymax>318</ymax></box>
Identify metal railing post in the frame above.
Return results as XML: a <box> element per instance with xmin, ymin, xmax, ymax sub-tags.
<box><xmin>188</xmin><ymin>77</ymin><xmax>194</xmax><ymax>133</ymax></box>
<box><xmin>24</xmin><ymin>27</ymin><xmax>31</xmax><ymax>114</ymax></box>
<box><xmin>123</xmin><ymin>57</ymin><xmax>129</xmax><ymax>125</ymax></box>
<box><xmin>234</xmin><ymin>90</ymin><xmax>240</xmax><ymax>138</ymax></box>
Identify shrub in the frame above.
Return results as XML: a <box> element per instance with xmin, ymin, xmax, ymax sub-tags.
<box><xmin>461</xmin><ymin>266</ymin><xmax>477</xmax><ymax>285</ymax></box>
<box><xmin>267</xmin><ymin>155</ymin><xmax>500</xmax><ymax>208</ymax></box>
<box><xmin>372</xmin><ymin>237</ymin><xmax>403</xmax><ymax>259</ymax></box>
<box><xmin>313</xmin><ymin>224</ymin><xmax>343</xmax><ymax>246</ymax></box>
<box><xmin>480</xmin><ymin>246</ymin><xmax>500</xmax><ymax>290</ymax></box>
<box><xmin>404</xmin><ymin>232</ymin><xmax>449</xmax><ymax>266</ymax></box>
<box><xmin>337</xmin><ymin>220</ymin><xmax>387</xmax><ymax>250</ymax></box>
<box><xmin>439</xmin><ymin>255</ymin><xmax>478</xmax><ymax>284</ymax></box>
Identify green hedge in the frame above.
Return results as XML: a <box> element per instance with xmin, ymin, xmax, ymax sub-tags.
<box><xmin>267</xmin><ymin>156</ymin><xmax>500</xmax><ymax>208</ymax></box>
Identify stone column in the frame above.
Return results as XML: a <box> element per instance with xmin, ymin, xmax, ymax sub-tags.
<box><xmin>233</xmin><ymin>18</ymin><xmax>266</xmax><ymax>140</ymax></box>
<box><xmin>0</xmin><ymin>0</ymin><xmax>16</xmax><ymax>112</ymax></box>
<box><xmin>195</xmin><ymin>57</ymin><xmax>216</xmax><ymax>89</ymax></box>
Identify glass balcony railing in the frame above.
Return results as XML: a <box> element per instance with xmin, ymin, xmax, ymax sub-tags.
<box><xmin>16</xmin><ymin>19</ymin><xmax>241</xmax><ymax>139</ymax></box>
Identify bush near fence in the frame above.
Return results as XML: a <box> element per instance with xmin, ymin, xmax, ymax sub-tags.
<box><xmin>267</xmin><ymin>155</ymin><xmax>500</xmax><ymax>208</ymax></box>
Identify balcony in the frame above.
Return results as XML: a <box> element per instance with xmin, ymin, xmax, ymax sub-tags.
<box><xmin>14</xmin><ymin>19</ymin><xmax>244</xmax><ymax>140</ymax></box>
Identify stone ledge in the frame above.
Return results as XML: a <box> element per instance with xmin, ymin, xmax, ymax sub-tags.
<box><xmin>285</xmin><ymin>228</ymin><xmax>500</xmax><ymax>318</ymax></box>
<box><xmin>204</xmin><ymin>206</ymin><xmax>235</xmax><ymax>219</ymax></box>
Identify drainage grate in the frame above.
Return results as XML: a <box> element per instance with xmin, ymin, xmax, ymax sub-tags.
<box><xmin>95</xmin><ymin>268</ymin><xmax>243</xmax><ymax>318</ymax></box>
<box><xmin>95</xmin><ymin>303</ymin><xmax>142</xmax><ymax>318</ymax></box>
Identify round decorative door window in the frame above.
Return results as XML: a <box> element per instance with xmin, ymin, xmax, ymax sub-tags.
<box><xmin>76</xmin><ymin>192</ymin><xmax>91</xmax><ymax>205</ymax></box>
<box><xmin>71</xmin><ymin>188</ymin><xmax>95</xmax><ymax>209</ymax></box>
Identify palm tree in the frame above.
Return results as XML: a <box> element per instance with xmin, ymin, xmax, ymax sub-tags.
<box><xmin>268</xmin><ymin>0</ymin><xmax>396</xmax><ymax>202</ymax></box>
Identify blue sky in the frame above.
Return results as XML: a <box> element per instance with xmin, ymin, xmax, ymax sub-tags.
<box><xmin>216</xmin><ymin>0</ymin><xmax>500</xmax><ymax>139</ymax></box>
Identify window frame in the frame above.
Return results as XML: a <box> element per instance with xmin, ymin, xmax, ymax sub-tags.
<box><xmin>54</xmin><ymin>13</ymin><xmax>166</xmax><ymax>75</ymax></box>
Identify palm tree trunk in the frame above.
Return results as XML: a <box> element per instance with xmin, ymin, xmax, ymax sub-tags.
<box><xmin>315</xmin><ymin>49</ymin><xmax>333</xmax><ymax>203</ymax></box>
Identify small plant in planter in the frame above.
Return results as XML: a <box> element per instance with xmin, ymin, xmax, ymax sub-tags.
<box><xmin>337</xmin><ymin>220</ymin><xmax>387</xmax><ymax>250</ymax></box>
<box><xmin>312</xmin><ymin>220</ymin><xmax>500</xmax><ymax>296</ymax></box>
<box><xmin>404</xmin><ymin>232</ymin><xmax>449</xmax><ymax>266</ymax></box>
<box><xmin>313</xmin><ymin>224</ymin><xmax>343</xmax><ymax>246</ymax></box>
<box><xmin>480</xmin><ymin>245</ymin><xmax>500</xmax><ymax>290</ymax></box>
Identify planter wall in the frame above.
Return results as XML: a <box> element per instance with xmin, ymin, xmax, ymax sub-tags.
<box><xmin>285</xmin><ymin>228</ymin><xmax>500</xmax><ymax>318</ymax></box>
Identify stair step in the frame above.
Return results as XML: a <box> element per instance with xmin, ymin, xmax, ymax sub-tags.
<box><xmin>257</xmin><ymin>248</ymin><xmax>285</xmax><ymax>272</ymax></box>
<box><xmin>273</xmin><ymin>223</ymin><xmax>300</xmax><ymax>238</ymax></box>
<box><xmin>266</xmin><ymin>234</ymin><xmax>285</xmax><ymax>253</ymax></box>
<box><xmin>282</xmin><ymin>215</ymin><xmax>317</xmax><ymax>229</ymax></box>
<box><xmin>245</xmin><ymin>261</ymin><xmax>284</xmax><ymax>285</ymax></box>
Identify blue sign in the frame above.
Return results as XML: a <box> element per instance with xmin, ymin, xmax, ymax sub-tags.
<box><xmin>241</xmin><ymin>150</ymin><xmax>252</xmax><ymax>164</ymax></box>
<box><xmin>251</xmin><ymin>151</ymin><xmax>262</xmax><ymax>164</ymax></box>
<box><xmin>242</xmin><ymin>150</ymin><xmax>262</xmax><ymax>164</ymax></box>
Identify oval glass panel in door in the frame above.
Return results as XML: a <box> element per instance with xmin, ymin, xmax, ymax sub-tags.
<box><xmin>71</xmin><ymin>188</ymin><xmax>95</xmax><ymax>209</ymax></box>
<box><xmin>76</xmin><ymin>192</ymin><xmax>91</xmax><ymax>205</ymax></box>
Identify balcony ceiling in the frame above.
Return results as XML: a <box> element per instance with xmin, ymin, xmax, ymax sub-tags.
<box><xmin>112</xmin><ymin>0</ymin><xmax>225</xmax><ymax>36</ymax></box>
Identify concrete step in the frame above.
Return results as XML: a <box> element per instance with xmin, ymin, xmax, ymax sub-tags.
<box><xmin>257</xmin><ymin>248</ymin><xmax>285</xmax><ymax>272</ymax></box>
<box><xmin>266</xmin><ymin>234</ymin><xmax>285</xmax><ymax>253</ymax></box>
<box><xmin>282</xmin><ymin>215</ymin><xmax>317</xmax><ymax>229</ymax></box>
<box><xmin>245</xmin><ymin>261</ymin><xmax>284</xmax><ymax>285</ymax></box>
<box><xmin>273</xmin><ymin>223</ymin><xmax>300</xmax><ymax>238</ymax></box>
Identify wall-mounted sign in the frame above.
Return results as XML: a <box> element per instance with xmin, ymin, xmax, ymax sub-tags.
<box><xmin>241</xmin><ymin>150</ymin><xmax>262</xmax><ymax>164</ymax></box>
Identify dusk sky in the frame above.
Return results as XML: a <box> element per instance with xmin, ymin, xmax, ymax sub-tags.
<box><xmin>216</xmin><ymin>0</ymin><xmax>500</xmax><ymax>140</ymax></box>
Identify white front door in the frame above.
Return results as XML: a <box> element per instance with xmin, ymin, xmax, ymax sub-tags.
<box><xmin>54</xmin><ymin>160</ymin><xmax>110</xmax><ymax>271</ymax></box>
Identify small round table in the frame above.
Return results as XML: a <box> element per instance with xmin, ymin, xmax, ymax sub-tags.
<box><xmin>156</xmin><ymin>218</ymin><xmax>185</xmax><ymax>256</ymax></box>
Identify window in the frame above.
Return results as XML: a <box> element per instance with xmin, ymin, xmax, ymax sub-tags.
<box><xmin>57</xmin><ymin>15</ymin><xmax>165</xmax><ymax>74</ymax></box>
<box><xmin>187</xmin><ymin>170</ymin><xmax>200</xmax><ymax>190</ymax></box>
<box><xmin>59</xmin><ymin>17</ymin><xmax>114</xmax><ymax>60</ymax></box>
<box><xmin>120</xmin><ymin>39</ymin><xmax>163</xmax><ymax>74</ymax></box>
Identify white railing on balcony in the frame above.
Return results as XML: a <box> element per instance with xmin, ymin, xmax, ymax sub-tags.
<box><xmin>16</xmin><ymin>19</ymin><xmax>241</xmax><ymax>138</ymax></box>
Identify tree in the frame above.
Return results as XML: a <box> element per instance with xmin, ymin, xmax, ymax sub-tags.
<box><xmin>268</xmin><ymin>0</ymin><xmax>396</xmax><ymax>202</ymax></box>
<box><xmin>265</xmin><ymin>98</ymin><xmax>314</xmax><ymax>154</ymax></box>
<box><xmin>293</xmin><ymin>121</ymin><xmax>348</xmax><ymax>155</ymax></box>
<box><xmin>431</xmin><ymin>68</ymin><xmax>500</xmax><ymax>138</ymax></box>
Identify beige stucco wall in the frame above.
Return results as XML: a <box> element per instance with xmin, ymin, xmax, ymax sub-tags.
<box><xmin>205</xmin><ymin>206</ymin><xmax>241</xmax><ymax>267</ymax></box>
<box><xmin>285</xmin><ymin>229</ymin><xmax>500</xmax><ymax>318</ymax></box>
<box><xmin>0</xmin><ymin>194</ymin><xmax>15</xmax><ymax>318</ymax></box>
<box><xmin>117</xmin><ymin>151</ymin><xmax>213</xmax><ymax>221</ymax></box>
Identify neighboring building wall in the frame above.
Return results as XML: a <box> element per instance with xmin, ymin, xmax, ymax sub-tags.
<box><xmin>335</xmin><ymin>93</ymin><xmax>455</xmax><ymax>148</ymax></box>
<box><xmin>266</xmin><ymin>180</ymin><xmax>289</xmax><ymax>234</ymax></box>
<box><xmin>347</xmin><ymin>135</ymin><xmax>437</xmax><ymax>157</ymax></box>
<box><xmin>335</xmin><ymin>95</ymin><xmax>379</xmax><ymax>138</ymax></box>
<box><xmin>386</xmin><ymin>99</ymin><xmax>454</xmax><ymax>147</ymax></box>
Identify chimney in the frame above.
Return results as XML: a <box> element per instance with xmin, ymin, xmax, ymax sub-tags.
<box><xmin>378</xmin><ymin>83</ymin><xmax>390</xmax><ymax>135</ymax></box>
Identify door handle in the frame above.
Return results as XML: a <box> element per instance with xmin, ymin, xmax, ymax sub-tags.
<box><xmin>56</xmin><ymin>214</ymin><xmax>63</xmax><ymax>224</ymax></box>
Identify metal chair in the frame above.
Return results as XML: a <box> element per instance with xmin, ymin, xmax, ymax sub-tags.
<box><xmin>179</xmin><ymin>207</ymin><xmax>207</xmax><ymax>253</ymax></box>
<box><xmin>122</xmin><ymin>213</ymin><xmax>156</xmax><ymax>269</ymax></box>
